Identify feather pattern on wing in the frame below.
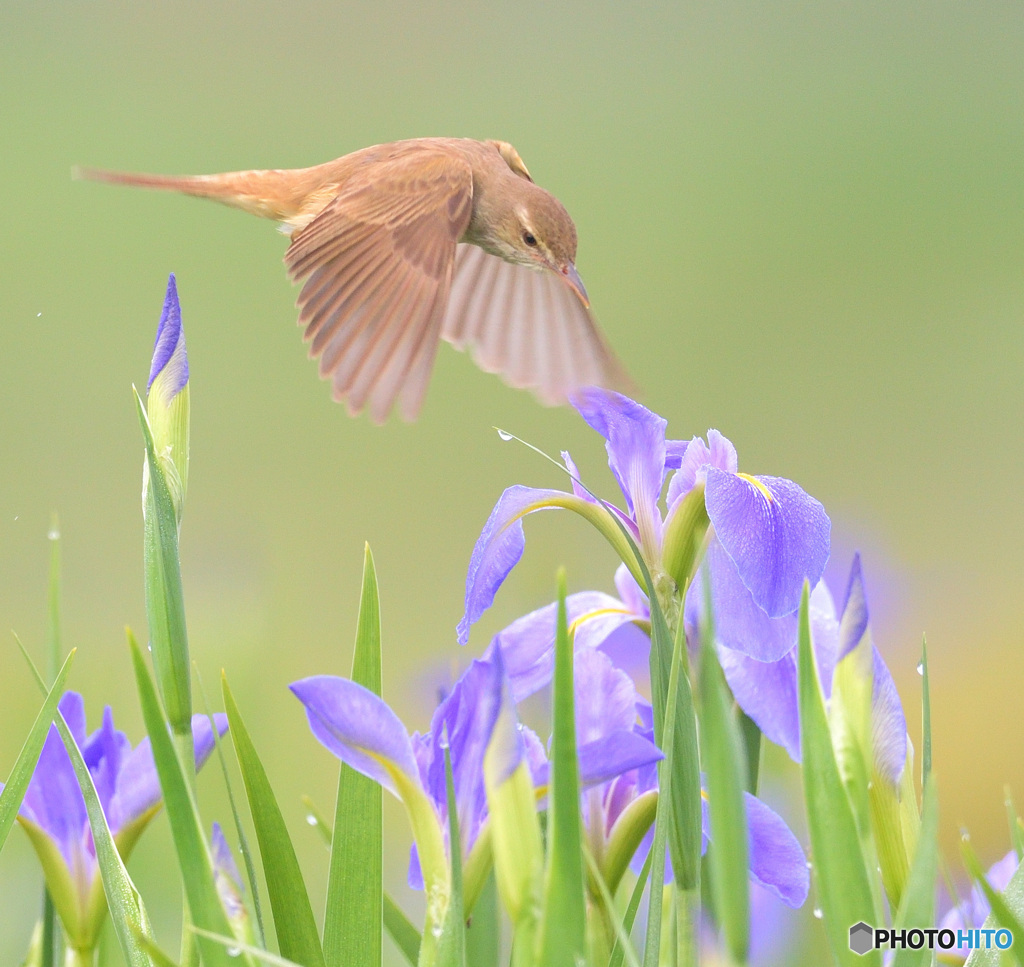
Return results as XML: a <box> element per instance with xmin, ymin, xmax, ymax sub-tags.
<box><xmin>284</xmin><ymin>149</ymin><xmax>474</xmax><ymax>421</ymax></box>
<box><xmin>442</xmin><ymin>244</ymin><xmax>631</xmax><ymax>405</ymax></box>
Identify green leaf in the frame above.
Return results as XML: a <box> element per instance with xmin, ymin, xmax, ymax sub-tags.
<box><xmin>609</xmin><ymin>849</ymin><xmax>653</xmax><ymax>967</ymax></box>
<box><xmin>44</xmin><ymin>518</ymin><xmax>64</xmax><ymax>967</ymax></box>
<box><xmin>892</xmin><ymin>776</ymin><xmax>939</xmax><ymax>967</ymax></box>
<box><xmin>639</xmin><ymin>559</ymin><xmax>701</xmax><ymax>893</ymax></box>
<box><xmin>643</xmin><ymin>601</ymin><xmax>694</xmax><ymax>967</ymax></box>
<box><xmin>127</xmin><ymin>630</ymin><xmax>243</xmax><ymax>967</ymax></box>
<box><xmin>537</xmin><ymin>569</ymin><xmax>587</xmax><ymax>967</ymax></box>
<box><xmin>962</xmin><ymin>842</ymin><xmax>1024</xmax><ymax>967</ymax></box>
<box><xmin>324</xmin><ymin>544</ymin><xmax>382</xmax><ymax>967</ymax></box>
<box><xmin>195</xmin><ymin>670</ymin><xmax>266</xmax><ymax>947</ymax></box>
<box><xmin>221</xmin><ymin>673</ymin><xmax>326</xmax><ymax>967</ymax></box>
<box><xmin>435</xmin><ymin>743</ymin><xmax>466</xmax><ymax>967</ymax></box>
<box><xmin>55</xmin><ymin>693</ymin><xmax>155</xmax><ymax>966</ymax></box>
<box><xmin>384</xmin><ymin>893</ymin><xmax>422</xmax><ymax>966</ymax></box>
<box><xmin>585</xmin><ymin>848</ymin><xmax>642</xmax><ymax>967</ymax></box>
<box><xmin>135</xmin><ymin>388</ymin><xmax>192</xmax><ymax>735</ymax></box>
<box><xmin>699</xmin><ymin>618</ymin><xmax>749</xmax><ymax>963</ymax></box>
<box><xmin>465</xmin><ymin>873</ymin><xmax>499</xmax><ymax>967</ymax></box>
<box><xmin>797</xmin><ymin>582</ymin><xmax>880</xmax><ymax>967</ymax></box>
<box><xmin>191</xmin><ymin>929</ymin><xmax>305</xmax><ymax>967</ymax></box>
<box><xmin>0</xmin><ymin>648</ymin><xmax>76</xmax><ymax>854</ymax></box>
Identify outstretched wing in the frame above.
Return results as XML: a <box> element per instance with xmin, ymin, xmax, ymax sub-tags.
<box><xmin>442</xmin><ymin>244</ymin><xmax>632</xmax><ymax>405</ymax></box>
<box><xmin>285</xmin><ymin>148</ymin><xmax>474</xmax><ymax>422</ymax></box>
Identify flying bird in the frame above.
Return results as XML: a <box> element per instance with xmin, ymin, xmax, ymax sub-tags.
<box><xmin>77</xmin><ymin>138</ymin><xmax>631</xmax><ymax>422</ymax></box>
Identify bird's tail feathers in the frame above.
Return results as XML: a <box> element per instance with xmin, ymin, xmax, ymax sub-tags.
<box><xmin>72</xmin><ymin>166</ymin><xmax>298</xmax><ymax>220</ymax></box>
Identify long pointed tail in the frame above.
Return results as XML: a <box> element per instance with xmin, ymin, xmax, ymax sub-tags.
<box><xmin>72</xmin><ymin>165</ymin><xmax>304</xmax><ymax>221</ymax></box>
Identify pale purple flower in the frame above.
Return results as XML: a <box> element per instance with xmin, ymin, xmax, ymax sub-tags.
<box><xmin>458</xmin><ymin>390</ymin><xmax>829</xmax><ymax>665</ymax></box>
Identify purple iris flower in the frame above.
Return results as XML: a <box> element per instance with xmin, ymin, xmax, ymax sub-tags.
<box><xmin>712</xmin><ymin>553</ymin><xmax>907</xmax><ymax>784</ymax></box>
<box><xmin>2</xmin><ymin>692</ymin><xmax>227</xmax><ymax>948</ymax></box>
<box><xmin>291</xmin><ymin>650</ymin><xmax>663</xmax><ymax>900</ymax></box>
<box><xmin>457</xmin><ymin>389</ymin><xmax>829</xmax><ymax>665</ymax></box>
<box><xmin>489</xmin><ymin>612</ymin><xmax>809</xmax><ymax>907</ymax></box>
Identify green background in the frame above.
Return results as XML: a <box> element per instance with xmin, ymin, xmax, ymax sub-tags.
<box><xmin>2</xmin><ymin>1</ymin><xmax>1022</xmax><ymax>962</ymax></box>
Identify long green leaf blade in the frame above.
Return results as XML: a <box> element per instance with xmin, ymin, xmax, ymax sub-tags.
<box><xmin>435</xmin><ymin>743</ymin><xmax>466</xmax><ymax>967</ymax></box>
<box><xmin>797</xmin><ymin>583</ymin><xmax>879</xmax><ymax>967</ymax></box>
<box><xmin>962</xmin><ymin>845</ymin><xmax>1024</xmax><ymax>967</ymax></box>
<box><xmin>699</xmin><ymin>628</ymin><xmax>749</xmax><ymax>962</ymax></box>
<box><xmin>384</xmin><ymin>893</ymin><xmax>422</xmax><ymax>966</ymax></box>
<box><xmin>222</xmin><ymin>674</ymin><xmax>326</xmax><ymax>967</ymax></box>
<box><xmin>538</xmin><ymin>570</ymin><xmax>587</xmax><ymax>966</ymax></box>
<box><xmin>128</xmin><ymin>630</ymin><xmax>240</xmax><ymax>967</ymax></box>
<box><xmin>0</xmin><ymin>648</ymin><xmax>76</xmax><ymax>852</ymax></box>
<box><xmin>465</xmin><ymin>874</ymin><xmax>499</xmax><ymax>967</ymax></box>
<box><xmin>892</xmin><ymin>776</ymin><xmax>939</xmax><ymax>967</ymax></box>
<box><xmin>324</xmin><ymin>544</ymin><xmax>382</xmax><ymax>967</ymax></box>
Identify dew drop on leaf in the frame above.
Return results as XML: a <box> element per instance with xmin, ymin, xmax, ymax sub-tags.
<box><xmin>496</xmin><ymin>429</ymin><xmax>514</xmax><ymax>441</ymax></box>
<box><xmin>813</xmin><ymin>908</ymin><xmax>823</xmax><ymax>919</ymax></box>
<box><xmin>916</xmin><ymin>662</ymin><xmax>924</xmax><ymax>675</ymax></box>
<box><xmin>305</xmin><ymin>814</ymin><xmax>318</xmax><ymax>826</ymax></box>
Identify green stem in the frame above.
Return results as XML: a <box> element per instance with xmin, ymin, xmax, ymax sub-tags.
<box><xmin>675</xmin><ymin>887</ymin><xmax>700</xmax><ymax>967</ymax></box>
<box><xmin>63</xmin><ymin>946</ymin><xmax>94</xmax><ymax>967</ymax></box>
<box><xmin>173</xmin><ymin>727</ymin><xmax>199</xmax><ymax>967</ymax></box>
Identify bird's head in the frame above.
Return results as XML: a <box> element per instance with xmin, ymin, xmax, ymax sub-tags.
<box><xmin>492</xmin><ymin>186</ymin><xmax>590</xmax><ymax>307</ymax></box>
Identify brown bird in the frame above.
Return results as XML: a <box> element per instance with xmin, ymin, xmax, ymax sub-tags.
<box><xmin>77</xmin><ymin>138</ymin><xmax>631</xmax><ymax>422</ymax></box>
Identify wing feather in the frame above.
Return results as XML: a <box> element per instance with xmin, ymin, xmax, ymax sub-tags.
<box><xmin>441</xmin><ymin>244</ymin><xmax>631</xmax><ymax>405</ymax></box>
<box><xmin>284</xmin><ymin>149</ymin><xmax>473</xmax><ymax>421</ymax></box>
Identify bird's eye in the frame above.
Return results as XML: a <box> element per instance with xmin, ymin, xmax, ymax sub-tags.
<box><xmin>523</xmin><ymin>231</ymin><xmax>538</xmax><ymax>247</ymax></box>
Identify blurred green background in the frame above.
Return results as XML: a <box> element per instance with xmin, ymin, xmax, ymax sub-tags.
<box><xmin>2</xmin><ymin>0</ymin><xmax>1023</xmax><ymax>962</ymax></box>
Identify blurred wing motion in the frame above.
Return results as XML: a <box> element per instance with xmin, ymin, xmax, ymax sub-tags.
<box><xmin>443</xmin><ymin>244</ymin><xmax>631</xmax><ymax>405</ymax></box>
<box><xmin>285</xmin><ymin>150</ymin><xmax>474</xmax><ymax>423</ymax></box>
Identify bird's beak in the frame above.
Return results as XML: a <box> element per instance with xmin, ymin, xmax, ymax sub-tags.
<box><xmin>560</xmin><ymin>262</ymin><xmax>590</xmax><ymax>308</ymax></box>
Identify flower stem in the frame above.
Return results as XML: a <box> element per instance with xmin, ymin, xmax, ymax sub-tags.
<box><xmin>63</xmin><ymin>946</ymin><xmax>94</xmax><ymax>967</ymax></box>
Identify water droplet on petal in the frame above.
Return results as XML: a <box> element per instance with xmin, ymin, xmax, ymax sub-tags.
<box><xmin>805</xmin><ymin>860</ymin><xmax>813</xmax><ymax>870</ymax></box>
<box><xmin>305</xmin><ymin>814</ymin><xmax>318</xmax><ymax>826</ymax></box>
<box><xmin>813</xmin><ymin>907</ymin><xmax>823</xmax><ymax>919</ymax></box>
<box><xmin>496</xmin><ymin>429</ymin><xmax>514</xmax><ymax>442</ymax></box>
<box><xmin>916</xmin><ymin>661</ymin><xmax>924</xmax><ymax>675</ymax></box>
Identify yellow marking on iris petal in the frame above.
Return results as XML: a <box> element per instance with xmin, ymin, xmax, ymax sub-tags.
<box><xmin>567</xmin><ymin>607</ymin><xmax>633</xmax><ymax>637</ymax></box>
<box><xmin>736</xmin><ymin>472</ymin><xmax>774</xmax><ymax>503</ymax></box>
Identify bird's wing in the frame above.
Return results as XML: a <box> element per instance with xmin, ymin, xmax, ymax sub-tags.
<box><xmin>442</xmin><ymin>243</ymin><xmax>632</xmax><ymax>405</ymax></box>
<box><xmin>284</xmin><ymin>149</ymin><xmax>474</xmax><ymax>422</ymax></box>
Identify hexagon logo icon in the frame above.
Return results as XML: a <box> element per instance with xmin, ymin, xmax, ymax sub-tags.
<box><xmin>849</xmin><ymin>921</ymin><xmax>874</xmax><ymax>955</ymax></box>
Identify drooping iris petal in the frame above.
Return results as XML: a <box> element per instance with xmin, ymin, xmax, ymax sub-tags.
<box><xmin>705</xmin><ymin>470</ymin><xmax>830</xmax><ymax>619</ymax></box>
<box><xmin>458</xmin><ymin>485</ymin><xmax>569</xmax><ymax>645</ymax></box>
<box><xmin>290</xmin><ymin>676</ymin><xmax>420</xmax><ymax>798</ymax></box>
<box><xmin>147</xmin><ymin>274</ymin><xmax>188</xmax><ymax>400</ymax></box>
<box><xmin>488</xmin><ymin>591</ymin><xmax>630</xmax><ymax>702</ymax></box>
<box><xmin>686</xmin><ymin>539</ymin><xmax>805</xmax><ymax>662</ymax></box>
<box><xmin>574</xmin><ymin>648</ymin><xmax>638</xmax><ymax>744</ymax></box>
<box><xmin>743</xmin><ymin>791</ymin><xmax>810</xmax><ymax>908</ymax></box>
<box><xmin>572</xmin><ymin>388</ymin><xmax>667</xmax><ymax>556</ymax></box>
<box><xmin>715</xmin><ymin>581</ymin><xmax>840</xmax><ymax>760</ymax></box>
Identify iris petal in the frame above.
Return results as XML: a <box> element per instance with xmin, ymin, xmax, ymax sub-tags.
<box><xmin>458</xmin><ymin>485</ymin><xmax>570</xmax><ymax>645</ymax></box>
<box><xmin>290</xmin><ymin>676</ymin><xmax>421</xmax><ymax>798</ymax></box>
<box><xmin>744</xmin><ymin>791</ymin><xmax>810</xmax><ymax>908</ymax></box>
<box><xmin>705</xmin><ymin>470</ymin><xmax>830</xmax><ymax>619</ymax></box>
